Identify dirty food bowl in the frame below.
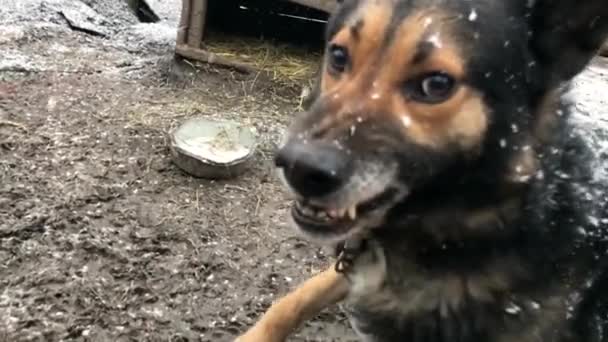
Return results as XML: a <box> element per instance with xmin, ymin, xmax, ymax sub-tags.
<box><xmin>170</xmin><ymin>117</ymin><xmax>257</xmax><ymax>179</ymax></box>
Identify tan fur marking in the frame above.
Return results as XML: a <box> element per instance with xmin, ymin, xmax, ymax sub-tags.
<box><xmin>351</xmin><ymin>260</ymin><xmax>523</xmax><ymax>317</ymax></box>
<box><xmin>236</xmin><ymin>264</ymin><xmax>348</xmax><ymax>342</ymax></box>
<box><xmin>419</xmin><ymin>198</ymin><xmax>523</xmax><ymax>242</ymax></box>
<box><xmin>397</xmin><ymin>89</ymin><xmax>488</xmax><ymax>149</ymax></box>
<box><xmin>321</xmin><ymin>1</ymin><xmax>392</xmax><ymax>94</ymax></box>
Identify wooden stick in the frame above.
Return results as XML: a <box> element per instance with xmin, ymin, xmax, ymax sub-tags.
<box><xmin>176</xmin><ymin>0</ymin><xmax>191</xmax><ymax>45</ymax></box>
<box><xmin>187</xmin><ymin>0</ymin><xmax>207</xmax><ymax>48</ymax></box>
<box><xmin>175</xmin><ymin>44</ymin><xmax>255</xmax><ymax>74</ymax></box>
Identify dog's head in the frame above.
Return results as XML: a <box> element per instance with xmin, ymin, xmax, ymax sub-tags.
<box><xmin>275</xmin><ymin>0</ymin><xmax>608</xmax><ymax>244</ymax></box>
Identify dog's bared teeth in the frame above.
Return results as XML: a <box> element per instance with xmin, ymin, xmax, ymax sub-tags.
<box><xmin>299</xmin><ymin>205</ymin><xmax>356</xmax><ymax>221</ymax></box>
<box><xmin>347</xmin><ymin>206</ymin><xmax>357</xmax><ymax>220</ymax></box>
<box><xmin>298</xmin><ymin>203</ymin><xmax>314</xmax><ymax>216</ymax></box>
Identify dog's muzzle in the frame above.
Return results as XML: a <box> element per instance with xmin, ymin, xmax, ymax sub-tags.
<box><xmin>274</xmin><ymin>139</ymin><xmax>401</xmax><ymax>242</ymax></box>
<box><xmin>275</xmin><ymin>140</ymin><xmax>354</xmax><ymax>199</ymax></box>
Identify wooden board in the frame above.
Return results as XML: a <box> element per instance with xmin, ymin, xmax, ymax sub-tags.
<box><xmin>176</xmin><ymin>0</ymin><xmax>334</xmax><ymax>70</ymax></box>
<box><xmin>286</xmin><ymin>0</ymin><xmax>336</xmax><ymax>13</ymax></box>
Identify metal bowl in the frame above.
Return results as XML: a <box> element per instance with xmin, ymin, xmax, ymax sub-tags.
<box><xmin>170</xmin><ymin>117</ymin><xmax>257</xmax><ymax>179</ymax></box>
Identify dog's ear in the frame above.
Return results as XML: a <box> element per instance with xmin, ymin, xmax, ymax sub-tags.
<box><xmin>529</xmin><ymin>0</ymin><xmax>608</xmax><ymax>84</ymax></box>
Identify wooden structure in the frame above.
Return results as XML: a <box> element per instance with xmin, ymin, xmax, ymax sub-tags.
<box><xmin>175</xmin><ymin>0</ymin><xmax>335</xmax><ymax>70</ymax></box>
<box><xmin>175</xmin><ymin>0</ymin><xmax>608</xmax><ymax>66</ymax></box>
<box><xmin>175</xmin><ymin>0</ymin><xmax>216</xmax><ymax>67</ymax></box>
<box><xmin>288</xmin><ymin>0</ymin><xmax>337</xmax><ymax>12</ymax></box>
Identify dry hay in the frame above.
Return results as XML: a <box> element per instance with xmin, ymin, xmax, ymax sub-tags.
<box><xmin>204</xmin><ymin>32</ymin><xmax>321</xmax><ymax>84</ymax></box>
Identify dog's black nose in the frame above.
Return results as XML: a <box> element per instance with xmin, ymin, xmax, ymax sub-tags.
<box><xmin>275</xmin><ymin>141</ymin><xmax>353</xmax><ymax>198</ymax></box>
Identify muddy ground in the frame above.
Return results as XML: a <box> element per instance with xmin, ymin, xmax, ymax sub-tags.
<box><xmin>0</xmin><ymin>1</ymin><xmax>357</xmax><ymax>341</ymax></box>
<box><xmin>2</xmin><ymin>1</ymin><xmax>608</xmax><ymax>342</ymax></box>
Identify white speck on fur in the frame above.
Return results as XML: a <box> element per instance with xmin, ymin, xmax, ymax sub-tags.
<box><xmin>536</xmin><ymin>170</ymin><xmax>545</xmax><ymax>180</ymax></box>
<box><xmin>428</xmin><ymin>33</ymin><xmax>442</xmax><ymax>48</ymax></box>
<box><xmin>589</xmin><ymin>216</ymin><xmax>600</xmax><ymax>227</ymax></box>
<box><xmin>505</xmin><ymin>302</ymin><xmax>522</xmax><ymax>315</ymax></box>
<box><xmin>401</xmin><ymin>115</ymin><xmax>412</xmax><ymax>127</ymax></box>
<box><xmin>468</xmin><ymin>9</ymin><xmax>477</xmax><ymax>21</ymax></box>
<box><xmin>371</xmin><ymin>93</ymin><xmax>381</xmax><ymax>100</ymax></box>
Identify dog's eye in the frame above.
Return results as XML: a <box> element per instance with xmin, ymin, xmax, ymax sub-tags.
<box><xmin>422</xmin><ymin>73</ymin><xmax>454</xmax><ymax>98</ymax></box>
<box><xmin>406</xmin><ymin>72</ymin><xmax>456</xmax><ymax>104</ymax></box>
<box><xmin>328</xmin><ymin>44</ymin><xmax>349</xmax><ymax>74</ymax></box>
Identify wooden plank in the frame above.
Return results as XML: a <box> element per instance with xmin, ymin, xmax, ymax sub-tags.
<box><xmin>176</xmin><ymin>0</ymin><xmax>191</xmax><ymax>45</ymax></box>
<box><xmin>175</xmin><ymin>44</ymin><xmax>256</xmax><ymax>74</ymax></box>
<box><xmin>286</xmin><ymin>0</ymin><xmax>336</xmax><ymax>13</ymax></box>
<box><xmin>187</xmin><ymin>0</ymin><xmax>207</xmax><ymax>48</ymax></box>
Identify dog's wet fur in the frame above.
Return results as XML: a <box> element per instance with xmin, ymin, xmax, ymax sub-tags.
<box><xmin>239</xmin><ymin>0</ymin><xmax>608</xmax><ymax>341</ymax></box>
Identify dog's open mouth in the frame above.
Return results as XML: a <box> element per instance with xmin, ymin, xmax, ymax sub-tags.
<box><xmin>291</xmin><ymin>188</ymin><xmax>399</xmax><ymax>238</ymax></box>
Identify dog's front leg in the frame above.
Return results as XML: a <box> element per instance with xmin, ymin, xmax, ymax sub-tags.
<box><xmin>236</xmin><ymin>263</ymin><xmax>349</xmax><ymax>342</ymax></box>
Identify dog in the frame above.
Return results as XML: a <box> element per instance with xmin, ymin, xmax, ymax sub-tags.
<box><xmin>237</xmin><ymin>0</ymin><xmax>608</xmax><ymax>341</ymax></box>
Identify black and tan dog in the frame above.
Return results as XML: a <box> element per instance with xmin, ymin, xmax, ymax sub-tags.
<box><xmin>237</xmin><ymin>0</ymin><xmax>608</xmax><ymax>341</ymax></box>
